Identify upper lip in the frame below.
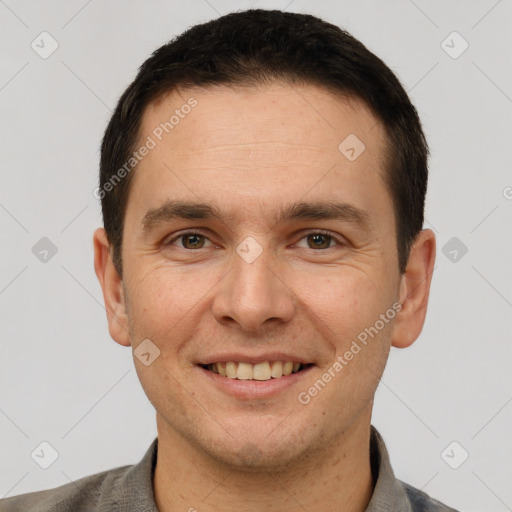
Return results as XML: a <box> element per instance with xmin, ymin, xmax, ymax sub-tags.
<box><xmin>197</xmin><ymin>352</ymin><xmax>313</xmax><ymax>365</ymax></box>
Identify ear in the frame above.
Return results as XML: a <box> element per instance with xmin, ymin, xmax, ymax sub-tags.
<box><xmin>392</xmin><ymin>229</ymin><xmax>436</xmax><ymax>349</ymax></box>
<box><xmin>93</xmin><ymin>227</ymin><xmax>131</xmax><ymax>347</ymax></box>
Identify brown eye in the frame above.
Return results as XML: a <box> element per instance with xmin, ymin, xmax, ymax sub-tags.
<box><xmin>306</xmin><ymin>233</ymin><xmax>334</xmax><ymax>249</ymax></box>
<box><xmin>180</xmin><ymin>234</ymin><xmax>206</xmax><ymax>249</ymax></box>
<box><xmin>164</xmin><ymin>230</ymin><xmax>217</xmax><ymax>251</ymax></box>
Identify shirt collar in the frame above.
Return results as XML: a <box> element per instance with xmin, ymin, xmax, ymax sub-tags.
<box><xmin>365</xmin><ymin>425</ymin><xmax>413</xmax><ymax>512</ymax></box>
<box><xmin>97</xmin><ymin>437</ymin><xmax>159</xmax><ymax>511</ymax></box>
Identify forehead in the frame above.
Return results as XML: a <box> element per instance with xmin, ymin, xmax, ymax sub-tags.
<box><xmin>139</xmin><ymin>82</ymin><xmax>384</xmax><ymax>158</ymax></box>
<box><xmin>128</xmin><ymin>82</ymin><xmax>391</xmax><ymax>226</ymax></box>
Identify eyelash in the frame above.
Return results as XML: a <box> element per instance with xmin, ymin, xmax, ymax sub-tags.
<box><xmin>164</xmin><ymin>229</ymin><xmax>345</xmax><ymax>250</ymax></box>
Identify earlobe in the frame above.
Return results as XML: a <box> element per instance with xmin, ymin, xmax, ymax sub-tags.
<box><xmin>391</xmin><ymin>229</ymin><xmax>436</xmax><ymax>349</ymax></box>
<box><xmin>93</xmin><ymin>228</ymin><xmax>131</xmax><ymax>347</ymax></box>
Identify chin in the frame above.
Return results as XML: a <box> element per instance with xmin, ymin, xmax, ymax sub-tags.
<box><xmin>195</xmin><ymin>420</ymin><xmax>313</xmax><ymax>471</ymax></box>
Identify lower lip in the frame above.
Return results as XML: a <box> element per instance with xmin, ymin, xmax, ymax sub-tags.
<box><xmin>198</xmin><ymin>365</ymin><xmax>314</xmax><ymax>399</ymax></box>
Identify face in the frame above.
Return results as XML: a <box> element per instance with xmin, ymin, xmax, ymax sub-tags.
<box><xmin>95</xmin><ymin>82</ymin><xmax>433</xmax><ymax>470</ymax></box>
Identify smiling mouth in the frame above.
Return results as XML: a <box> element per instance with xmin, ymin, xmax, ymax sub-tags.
<box><xmin>199</xmin><ymin>361</ymin><xmax>313</xmax><ymax>380</ymax></box>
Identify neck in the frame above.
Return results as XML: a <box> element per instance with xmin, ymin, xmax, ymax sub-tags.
<box><xmin>153</xmin><ymin>411</ymin><xmax>375</xmax><ymax>512</ymax></box>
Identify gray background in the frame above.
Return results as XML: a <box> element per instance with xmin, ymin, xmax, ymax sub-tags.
<box><xmin>1</xmin><ymin>1</ymin><xmax>511</xmax><ymax>510</ymax></box>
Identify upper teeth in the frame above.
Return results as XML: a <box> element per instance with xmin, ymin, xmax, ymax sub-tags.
<box><xmin>207</xmin><ymin>361</ymin><xmax>302</xmax><ymax>380</ymax></box>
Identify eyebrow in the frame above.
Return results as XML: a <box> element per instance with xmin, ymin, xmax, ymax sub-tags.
<box><xmin>141</xmin><ymin>199</ymin><xmax>373</xmax><ymax>233</ymax></box>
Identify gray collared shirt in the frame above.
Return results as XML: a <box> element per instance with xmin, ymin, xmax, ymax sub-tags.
<box><xmin>0</xmin><ymin>426</ymin><xmax>460</xmax><ymax>511</ymax></box>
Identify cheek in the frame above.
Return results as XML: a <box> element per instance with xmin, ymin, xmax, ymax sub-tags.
<box><xmin>300</xmin><ymin>272</ymin><xmax>393</xmax><ymax>406</ymax></box>
<box><xmin>296</xmin><ymin>267</ymin><xmax>395</xmax><ymax>405</ymax></box>
<box><xmin>125</xmin><ymin>267</ymin><xmax>214</xmax><ymax>341</ymax></box>
<box><xmin>295</xmin><ymin>268</ymin><xmax>390</xmax><ymax>345</ymax></box>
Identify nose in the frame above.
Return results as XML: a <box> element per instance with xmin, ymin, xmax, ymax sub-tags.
<box><xmin>211</xmin><ymin>245</ymin><xmax>296</xmax><ymax>333</ymax></box>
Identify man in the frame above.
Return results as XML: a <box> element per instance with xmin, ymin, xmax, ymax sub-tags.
<box><xmin>1</xmin><ymin>9</ymin><xmax>460</xmax><ymax>512</ymax></box>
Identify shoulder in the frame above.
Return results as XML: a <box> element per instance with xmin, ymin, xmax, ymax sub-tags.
<box><xmin>400</xmin><ymin>480</ymin><xmax>461</xmax><ymax>512</ymax></box>
<box><xmin>0</xmin><ymin>463</ymin><xmax>132</xmax><ymax>512</ymax></box>
<box><xmin>1</xmin><ymin>437</ymin><xmax>159</xmax><ymax>512</ymax></box>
